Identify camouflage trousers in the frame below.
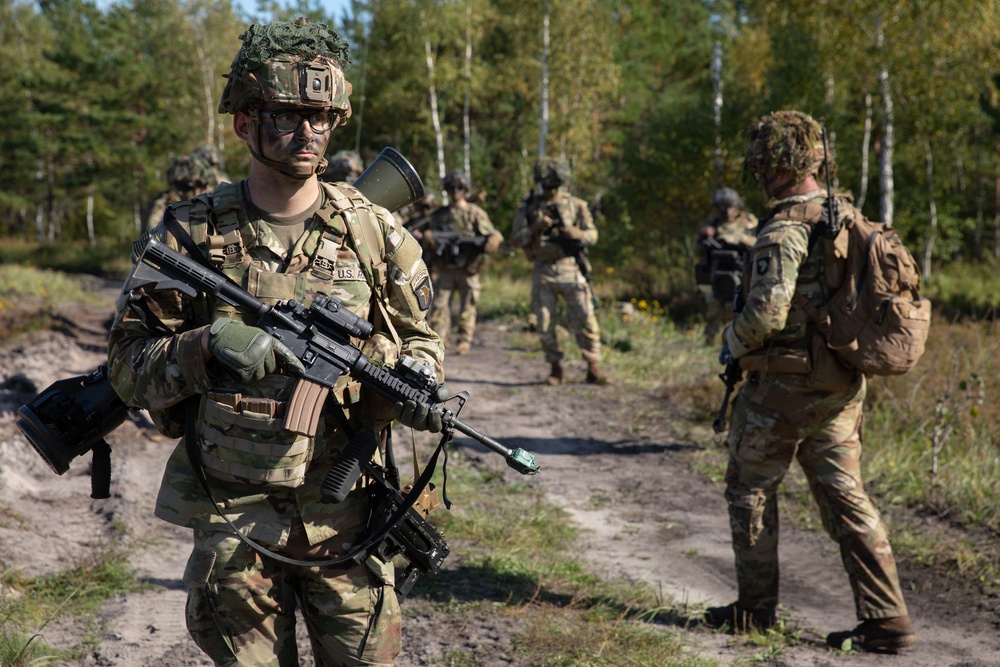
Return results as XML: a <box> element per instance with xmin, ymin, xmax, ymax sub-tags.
<box><xmin>533</xmin><ymin>261</ymin><xmax>600</xmax><ymax>364</ymax></box>
<box><xmin>699</xmin><ymin>287</ymin><xmax>736</xmax><ymax>346</ymax></box>
<box><xmin>183</xmin><ymin>529</ymin><xmax>401</xmax><ymax>666</ymax></box>
<box><xmin>428</xmin><ymin>267</ymin><xmax>481</xmax><ymax>347</ymax></box>
<box><xmin>725</xmin><ymin>372</ymin><xmax>908</xmax><ymax>621</ymax></box>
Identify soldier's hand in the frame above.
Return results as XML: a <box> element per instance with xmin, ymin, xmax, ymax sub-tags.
<box><xmin>559</xmin><ymin>226</ymin><xmax>586</xmax><ymax>241</ymax></box>
<box><xmin>484</xmin><ymin>233</ymin><xmax>503</xmax><ymax>254</ymax></box>
<box><xmin>391</xmin><ymin>384</ymin><xmax>450</xmax><ymax>433</ymax></box>
<box><xmin>530</xmin><ymin>215</ymin><xmax>552</xmax><ymax>234</ymax></box>
<box><xmin>207</xmin><ymin>318</ymin><xmax>305</xmax><ymax>382</ymax></box>
<box><xmin>422</xmin><ymin>229</ymin><xmax>437</xmax><ymax>250</ymax></box>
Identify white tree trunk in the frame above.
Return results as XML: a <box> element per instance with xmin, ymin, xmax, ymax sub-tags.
<box><xmin>921</xmin><ymin>136</ymin><xmax>936</xmax><ymax>277</ymax></box>
<box><xmin>876</xmin><ymin>17</ymin><xmax>894</xmax><ymax>226</ymax></box>
<box><xmin>421</xmin><ymin>12</ymin><xmax>447</xmax><ymax>199</ymax></box>
<box><xmin>35</xmin><ymin>203</ymin><xmax>44</xmax><ymax>243</ymax></box>
<box><xmin>86</xmin><ymin>193</ymin><xmax>96</xmax><ymax>248</ymax></box>
<box><xmin>463</xmin><ymin>2</ymin><xmax>473</xmax><ymax>183</ymax></box>
<box><xmin>538</xmin><ymin>0</ymin><xmax>550</xmax><ymax>159</ymax></box>
<box><xmin>857</xmin><ymin>92</ymin><xmax>873</xmax><ymax>211</ymax></box>
<box><xmin>711</xmin><ymin>40</ymin><xmax>723</xmax><ymax>182</ymax></box>
<box><xmin>196</xmin><ymin>44</ymin><xmax>215</xmax><ymax>145</ymax></box>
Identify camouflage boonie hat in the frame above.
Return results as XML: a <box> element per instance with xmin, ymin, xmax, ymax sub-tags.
<box><xmin>441</xmin><ymin>169</ymin><xmax>470</xmax><ymax>191</ymax></box>
<box><xmin>743</xmin><ymin>110</ymin><xmax>831</xmax><ymax>185</ymax></box>
<box><xmin>534</xmin><ymin>159</ymin><xmax>570</xmax><ymax>189</ymax></box>
<box><xmin>219</xmin><ymin>17</ymin><xmax>352</xmax><ymax>125</ymax></box>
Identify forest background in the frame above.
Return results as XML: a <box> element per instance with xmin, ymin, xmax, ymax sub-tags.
<box><xmin>2</xmin><ymin>0</ymin><xmax>1000</xmax><ymax>312</ymax></box>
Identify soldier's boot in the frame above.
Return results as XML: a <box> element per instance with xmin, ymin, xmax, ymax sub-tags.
<box><xmin>826</xmin><ymin>616</ymin><xmax>917</xmax><ymax>653</ymax></box>
<box><xmin>703</xmin><ymin>603</ymin><xmax>776</xmax><ymax>633</ymax></box>
<box><xmin>545</xmin><ymin>361</ymin><xmax>564</xmax><ymax>386</ymax></box>
<box><xmin>455</xmin><ymin>341</ymin><xmax>471</xmax><ymax>356</ymax></box>
<box><xmin>586</xmin><ymin>361</ymin><xmax>610</xmax><ymax>385</ymax></box>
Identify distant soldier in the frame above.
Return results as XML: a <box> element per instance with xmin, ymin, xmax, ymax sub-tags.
<box><xmin>705</xmin><ymin>110</ymin><xmax>916</xmax><ymax>654</ymax></box>
<box><xmin>422</xmin><ymin>169</ymin><xmax>502</xmax><ymax>355</ymax></box>
<box><xmin>322</xmin><ymin>149</ymin><xmax>364</xmax><ymax>183</ymax></box>
<box><xmin>190</xmin><ymin>143</ymin><xmax>231</xmax><ymax>188</ymax></box>
<box><xmin>695</xmin><ymin>187</ymin><xmax>758</xmax><ymax>344</ymax></box>
<box><xmin>397</xmin><ymin>191</ymin><xmax>438</xmax><ymax>240</ymax></box>
<box><xmin>145</xmin><ymin>152</ymin><xmax>214</xmax><ymax>230</ymax></box>
<box><xmin>511</xmin><ymin>159</ymin><xmax>608</xmax><ymax>385</ymax></box>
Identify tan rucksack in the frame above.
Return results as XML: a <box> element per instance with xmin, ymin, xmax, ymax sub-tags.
<box><xmin>810</xmin><ymin>202</ymin><xmax>931</xmax><ymax>375</ymax></box>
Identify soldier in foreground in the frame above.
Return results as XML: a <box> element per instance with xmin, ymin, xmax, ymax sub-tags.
<box><xmin>421</xmin><ymin>169</ymin><xmax>503</xmax><ymax>355</ymax></box>
<box><xmin>108</xmin><ymin>18</ymin><xmax>443</xmax><ymax>665</ymax></box>
<box><xmin>705</xmin><ymin>110</ymin><xmax>916</xmax><ymax>653</ymax></box>
<box><xmin>695</xmin><ymin>187</ymin><xmax>757</xmax><ymax>344</ymax></box>
<box><xmin>511</xmin><ymin>160</ymin><xmax>608</xmax><ymax>385</ymax></box>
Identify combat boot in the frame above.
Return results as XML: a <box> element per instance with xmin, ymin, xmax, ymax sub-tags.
<box><xmin>703</xmin><ymin>603</ymin><xmax>776</xmax><ymax>633</ymax></box>
<box><xmin>586</xmin><ymin>361</ymin><xmax>610</xmax><ymax>385</ymax></box>
<box><xmin>455</xmin><ymin>341</ymin><xmax>471</xmax><ymax>356</ymax></box>
<box><xmin>826</xmin><ymin>616</ymin><xmax>917</xmax><ymax>653</ymax></box>
<box><xmin>545</xmin><ymin>361</ymin><xmax>563</xmax><ymax>386</ymax></box>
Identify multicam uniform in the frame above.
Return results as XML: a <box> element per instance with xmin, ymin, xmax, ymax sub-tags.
<box><xmin>511</xmin><ymin>191</ymin><xmax>600</xmax><ymax>365</ymax></box>
<box><xmin>721</xmin><ymin>190</ymin><xmax>908</xmax><ymax>622</ymax></box>
<box><xmin>108</xmin><ymin>179</ymin><xmax>442</xmax><ymax>666</ymax></box>
<box><xmin>425</xmin><ymin>202</ymin><xmax>501</xmax><ymax>349</ymax></box>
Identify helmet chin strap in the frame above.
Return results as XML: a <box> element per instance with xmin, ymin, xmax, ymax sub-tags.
<box><xmin>248</xmin><ymin>109</ymin><xmax>329</xmax><ymax>180</ymax></box>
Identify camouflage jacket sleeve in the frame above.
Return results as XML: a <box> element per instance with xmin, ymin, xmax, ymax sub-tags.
<box><xmin>723</xmin><ymin>220</ymin><xmax>809</xmax><ymax>358</ymax></box>
<box><xmin>107</xmin><ymin>226</ymin><xmax>215</xmax><ymax>412</ymax></box>
<box><xmin>373</xmin><ymin>205</ymin><xmax>446</xmax><ymax>382</ymax></box>
<box><xmin>570</xmin><ymin>196</ymin><xmax>598</xmax><ymax>246</ymax></box>
<box><xmin>471</xmin><ymin>204</ymin><xmax>502</xmax><ymax>240</ymax></box>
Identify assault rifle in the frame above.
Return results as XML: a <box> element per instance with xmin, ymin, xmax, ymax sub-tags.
<box><xmin>127</xmin><ymin>237</ymin><xmax>540</xmax><ymax>489</ymax></box>
<box><xmin>429</xmin><ymin>231</ymin><xmax>490</xmax><ymax>268</ymax></box>
<box><xmin>712</xmin><ymin>358</ymin><xmax>744</xmax><ymax>434</ymax></box>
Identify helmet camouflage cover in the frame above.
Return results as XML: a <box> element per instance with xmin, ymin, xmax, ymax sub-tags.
<box><xmin>219</xmin><ymin>17</ymin><xmax>352</xmax><ymax>125</ymax></box>
<box><xmin>166</xmin><ymin>154</ymin><xmax>212</xmax><ymax>190</ymax></box>
<box><xmin>743</xmin><ymin>110</ymin><xmax>832</xmax><ymax>185</ymax></box>
<box><xmin>325</xmin><ymin>149</ymin><xmax>364</xmax><ymax>181</ymax></box>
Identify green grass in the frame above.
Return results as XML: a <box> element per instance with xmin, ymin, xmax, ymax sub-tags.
<box><xmin>0</xmin><ymin>264</ymin><xmax>106</xmax><ymax>307</ymax></box>
<box><xmin>0</xmin><ymin>550</ymin><xmax>150</xmax><ymax>664</ymax></box>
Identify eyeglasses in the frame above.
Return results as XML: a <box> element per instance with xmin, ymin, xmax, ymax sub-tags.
<box><xmin>258</xmin><ymin>109</ymin><xmax>337</xmax><ymax>134</ymax></box>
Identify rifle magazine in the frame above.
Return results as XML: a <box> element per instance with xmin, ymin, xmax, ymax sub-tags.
<box><xmin>284</xmin><ymin>379</ymin><xmax>330</xmax><ymax>437</ymax></box>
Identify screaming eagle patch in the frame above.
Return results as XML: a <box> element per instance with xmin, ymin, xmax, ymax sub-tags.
<box><xmin>755</xmin><ymin>256</ymin><xmax>771</xmax><ymax>277</ymax></box>
<box><xmin>413</xmin><ymin>275</ymin><xmax>433</xmax><ymax>311</ymax></box>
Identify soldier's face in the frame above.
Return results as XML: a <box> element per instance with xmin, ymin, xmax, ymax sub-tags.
<box><xmin>239</xmin><ymin>104</ymin><xmax>334</xmax><ymax>178</ymax></box>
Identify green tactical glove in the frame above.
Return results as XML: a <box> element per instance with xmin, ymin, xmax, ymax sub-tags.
<box><xmin>391</xmin><ymin>383</ymin><xmax>450</xmax><ymax>433</ymax></box>
<box><xmin>208</xmin><ymin>318</ymin><xmax>305</xmax><ymax>382</ymax></box>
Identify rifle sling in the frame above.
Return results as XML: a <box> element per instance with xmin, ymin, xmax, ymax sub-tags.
<box><xmin>184</xmin><ymin>394</ymin><xmax>449</xmax><ymax>570</ymax></box>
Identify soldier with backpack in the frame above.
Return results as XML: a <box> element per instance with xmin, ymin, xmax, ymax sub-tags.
<box><xmin>705</xmin><ymin>110</ymin><xmax>919</xmax><ymax>653</ymax></box>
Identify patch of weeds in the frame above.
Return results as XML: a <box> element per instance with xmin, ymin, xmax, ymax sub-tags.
<box><xmin>0</xmin><ymin>547</ymin><xmax>150</xmax><ymax>662</ymax></box>
<box><xmin>583</xmin><ymin>489</ymin><xmax>613</xmax><ymax>510</ymax></box>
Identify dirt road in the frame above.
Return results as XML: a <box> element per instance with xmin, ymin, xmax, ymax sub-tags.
<box><xmin>1</xmin><ymin>285</ymin><xmax>998</xmax><ymax>666</ymax></box>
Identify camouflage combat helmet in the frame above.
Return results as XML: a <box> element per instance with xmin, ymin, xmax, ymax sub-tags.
<box><xmin>441</xmin><ymin>169</ymin><xmax>470</xmax><ymax>192</ymax></box>
<box><xmin>712</xmin><ymin>187</ymin><xmax>743</xmax><ymax>210</ymax></box>
<box><xmin>743</xmin><ymin>110</ymin><xmax>831</xmax><ymax>190</ymax></box>
<box><xmin>191</xmin><ymin>144</ymin><xmax>225</xmax><ymax>168</ymax></box>
<box><xmin>325</xmin><ymin>149</ymin><xmax>364</xmax><ymax>182</ymax></box>
<box><xmin>534</xmin><ymin>159</ymin><xmax>570</xmax><ymax>190</ymax></box>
